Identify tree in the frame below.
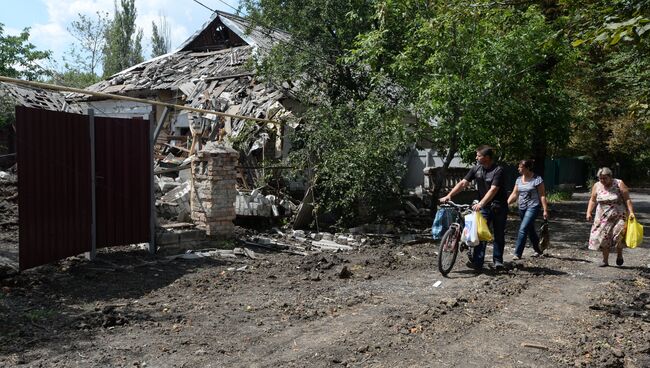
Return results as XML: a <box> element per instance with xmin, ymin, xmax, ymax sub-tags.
<box><xmin>241</xmin><ymin>0</ymin><xmax>410</xmax><ymax>224</ymax></box>
<box><xmin>564</xmin><ymin>0</ymin><xmax>650</xmax><ymax>179</ymax></box>
<box><xmin>354</xmin><ymin>2</ymin><xmax>576</xmax><ymax>193</ymax></box>
<box><xmin>50</xmin><ymin>11</ymin><xmax>110</xmax><ymax>88</ymax></box>
<box><xmin>0</xmin><ymin>23</ymin><xmax>51</xmax><ymax>80</ymax></box>
<box><xmin>48</xmin><ymin>70</ymin><xmax>103</xmax><ymax>89</ymax></box>
<box><xmin>103</xmin><ymin>0</ymin><xmax>144</xmax><ymax>77</ymax></box>
<box><xmin>151</xmin><ymin>14</ymin><xmax>171</xmax><ymax>58</ymax></box>
<box><xmin>243</xmin><ymin>0</ymin><xmax>577</xmax><ymax>219</ymax></box>
<box><xmin>65</xmin><ymin>11</ymin><xmax>110</xmax><ymax>76</ymax></box>
<box><xmin>0</xmin><ymin>23</ymin><xmax>51</xmax><ymax>128</ymax></box>
<box><xmin>242</xmin><ymin>0</ymin><xmax>378</xmax><ymax>104</ymax></box>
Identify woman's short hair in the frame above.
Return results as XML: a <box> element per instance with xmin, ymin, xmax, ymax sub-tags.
<box><xmin>597</xmin><ymin>167</ymin><xmax>613</xmax><ymax>177</ymax></box>
<box><xmin>519</xmin><ymin>159</ymin><xmax>535</xmax><ymax>170</ymax></box>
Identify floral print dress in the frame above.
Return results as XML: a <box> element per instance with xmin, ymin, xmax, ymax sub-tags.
<box><xmin>588</xmin><ymin>180</ymin><xmax>627</xmax><ymax>251</ymax></box>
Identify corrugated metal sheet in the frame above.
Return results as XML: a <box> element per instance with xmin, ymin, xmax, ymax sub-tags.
<box><xmin>16</xmin><ymin>107</ymin><xmax>151</xmax><ymax>270</ymax></box>
<box><xmin>95</xmin><ymin>116</ymin><xmax>151</xmax><ymax>247</ymax></box>
<box><xmin>17</xmin><ymin>106</ymin><xmax>92</xmax><ymax>270</ymax></box>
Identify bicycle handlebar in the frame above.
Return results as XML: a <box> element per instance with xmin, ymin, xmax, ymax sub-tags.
<box><xmin>439</xmin><ymin>200</ymin><xmax>471</xmax><ymax>210</ymax></box>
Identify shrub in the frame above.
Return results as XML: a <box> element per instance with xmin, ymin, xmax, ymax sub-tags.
<box><xmin>547</xmin><ymin>189</ymin><xmax>573</xmax><ymax>203</ymax></box>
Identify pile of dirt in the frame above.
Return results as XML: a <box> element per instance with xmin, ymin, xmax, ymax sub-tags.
<box><xmin>560</xmin><ymin>273</ymin><xmax>650</xmax><ymax>367</ymax></box>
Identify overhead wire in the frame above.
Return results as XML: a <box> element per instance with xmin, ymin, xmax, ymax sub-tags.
<box><xmin>191</xmin><ymin>0</ymin><xmax>549</xmax><ymax>112</ymax></box>
<box><xmin>214</xmin><ymin>0</ymin><xmax>240</xmax><ymax>14</ymax></box>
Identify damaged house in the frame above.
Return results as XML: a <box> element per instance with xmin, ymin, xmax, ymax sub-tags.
<box><xmin>73</xmin><ymin>10</ymin><xmax>297</xmax><ymax>168</ymax></box>
<box><xmin>0</xmin><ymin>82</ymin><xmax>82</xmax><ymax>167</ymax></box>
<box><xmin>1</xmin><ymin>10</ymin><xmax>466</xmax><ymax>237</ymax></box>
<box><xmin>62</xmin><ymin>11</ymin><xmax>304</xmax><ymax>228</ymax></box>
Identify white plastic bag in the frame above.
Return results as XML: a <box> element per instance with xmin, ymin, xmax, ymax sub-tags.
<box><xmin>461</xmin><ymin>212</ymin><xmax>479</xmax><ymax>247</ymax></box>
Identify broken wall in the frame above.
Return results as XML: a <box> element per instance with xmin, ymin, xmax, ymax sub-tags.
<box><xmin>190</xmin><ymin>143</ymin><xmax>239</xmax><ymax>237</ymax></box>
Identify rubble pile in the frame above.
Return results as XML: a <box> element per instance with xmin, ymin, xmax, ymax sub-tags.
<box><xmin>235</xmin><ymin>189</ymin><xmax>296</xmax><ymax>218</ymax></box>
<box><xmin>562</xmin><ymin>277</ymin><xmax>650</xmax><ymax>367</ymax></box>
<box><xmin>0</xmin><ymin>167</ymin><xmax>18</xmax><ymax>226</ymax></box>
<box><xmin>239</xmin><ymin>224</ymin><xmax>433</xmax><ymax>255</ymax></box>
<box><xmin>0</xmin><ymin>167</ymin><xmax>18</xmax><ymax>274</ymax></box>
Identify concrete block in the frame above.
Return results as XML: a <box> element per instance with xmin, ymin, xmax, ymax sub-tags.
<box><xmin>179</xmin><ymin>230</ymin><xmax>206</xmax><ymax>242</ymax></box>
<box><xmin>157</xmin><ymin>231</ymin><xmax>180</xmax><ymax>245</ymax></box>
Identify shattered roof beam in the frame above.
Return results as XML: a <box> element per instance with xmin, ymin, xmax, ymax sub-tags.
<box><xmin>0</xmin><ymin>76</ymin><xmax>280</xmax><ymax>125</ymax></box>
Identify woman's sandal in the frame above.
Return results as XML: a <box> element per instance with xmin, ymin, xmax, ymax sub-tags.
<box><xmin>616</xmin><ymin>256</ymin><xmax>624</xmax><ymax>266</ymax></box>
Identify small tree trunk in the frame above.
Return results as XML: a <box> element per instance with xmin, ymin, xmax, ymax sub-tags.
<box><xmin>532</xmin><ymin>129</ymin><xmax>547</xmax><ymax>177</ymax></box>
<box><xmin>432</xmin><ymin>137</ymin><xmax>458</xmax><ymax>206</ymax></box>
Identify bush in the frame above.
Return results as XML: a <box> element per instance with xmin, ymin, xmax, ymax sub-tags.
<box><xmin>547</xmin><ymin>189</ymin><xmax>573</xmax><ymax>203</ymax></box>
<box><xmin>287</xmin><ymin>96</ymin><xmax>413</xmax><ymax>227</ymax></box>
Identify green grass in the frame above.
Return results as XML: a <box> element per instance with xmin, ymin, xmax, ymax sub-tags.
<box><xmin>24</xmin><ymin>308</ymin><xmax>57</xmax><ymax>322</ymax></box>
<box><xmin>547</xmin><ymin>190</ymin><xmax>574</xmax><ymax>203</ymax></box>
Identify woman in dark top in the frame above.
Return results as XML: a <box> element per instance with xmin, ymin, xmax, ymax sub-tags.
<box><xmin>507</xmin><ymin>159</ymin><xmax>549</xmax><ymax>260</ymax></box>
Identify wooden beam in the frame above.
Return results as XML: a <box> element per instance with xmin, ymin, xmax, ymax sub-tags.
<box><xmin>0</xmin><ymin>75</ymin><xmax>280</xmax><ymax>125</ymax></box>
<box><xmin>162</xmin><ymin>143</ymin><xmax>191</xmax><ymax>153</ymax></box>
<box><xmin>153</xmin><ymin>107</ymin><xmax>169</xmax><ymax>142</ymax></box>
<box><xmin>154</xmin><ymin>164</ymin><xmax>191</xmax><ymax>175</ymax></box>
<box><xmin>204</xmin><ymin>72</ymin><xmax>255</xmax><ymax>81</ymax></box>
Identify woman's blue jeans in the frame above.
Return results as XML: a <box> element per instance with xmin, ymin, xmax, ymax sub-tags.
<box><xmin>513</xmin><ymin>206</ymin><xmax>541</xmax><ymax>257</ymax></box>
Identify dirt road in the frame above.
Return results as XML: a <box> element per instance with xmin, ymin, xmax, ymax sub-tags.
<box><xmin>1</xmin><ymin>191</ymin><xmax>649</xmax><ymax>367</ymax></box>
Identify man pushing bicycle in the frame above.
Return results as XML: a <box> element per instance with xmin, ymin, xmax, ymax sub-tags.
<box><xmin>439</xmin><ymin>145</ymin><xmax>508</xmax><ymax>271</ymax></box>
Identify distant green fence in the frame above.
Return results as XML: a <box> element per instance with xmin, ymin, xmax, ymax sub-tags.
<box><xmin>502</xmin><ymin>157</ymin><xmax>589</xmax><ymax>193</ymax></box>
<box><xmin>543</xmin><ymin>157</ymin><xmax>589</xmax><ymax>191</ymax></box>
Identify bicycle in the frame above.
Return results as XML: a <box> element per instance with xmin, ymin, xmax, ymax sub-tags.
<box><xmin>437</xmin><ymin>200</ymin><xmax>474</xmax><ymax>276</ymax></box>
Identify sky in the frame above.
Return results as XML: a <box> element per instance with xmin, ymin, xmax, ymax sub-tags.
<box><xmin>0</xmin><ymin>0</ymin><xmax>241</xmax><ymax>72</ymax></box>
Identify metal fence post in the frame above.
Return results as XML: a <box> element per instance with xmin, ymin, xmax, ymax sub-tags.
<box><xmin>88</xmin><ymin>109</ymin><xmax>97</xmax><ymax>261</ymax></box>
<box><xmin>149</xmin><ymin>111</ymin><xmax>156</xmax><ymax>254</ymax></box>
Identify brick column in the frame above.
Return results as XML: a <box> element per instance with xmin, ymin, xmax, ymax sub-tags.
<box><xmin>190</xmin><ymin>142</ymin><xmax>239</xmax><ymax>237</ymax></box>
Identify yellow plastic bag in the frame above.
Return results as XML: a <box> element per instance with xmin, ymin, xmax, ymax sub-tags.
<box><xmin>476</xmin><ymin>211</ymin><xmax>493</xmax><ymax>241</ymax></box>
<box><xmin>625</xmin><ymin>216</ymin><xmax>643</xmax><ymax>249</ymax></box>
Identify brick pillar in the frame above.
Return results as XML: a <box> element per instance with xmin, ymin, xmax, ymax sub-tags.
<box><xmin>190</xmin><ymin>142</ymin><xmax>239</xmax><ymax>237</ymax></box>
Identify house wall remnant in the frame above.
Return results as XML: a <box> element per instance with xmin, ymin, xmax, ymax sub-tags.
<box><xmin>77</xmin><ymin>100</ymin><xmax>153</xmax><ymax>118</ymax></box>
<box><xmin>190</xmin><ymin>142</ymin><xmax>239</xmax><ymax>237</ymax></box>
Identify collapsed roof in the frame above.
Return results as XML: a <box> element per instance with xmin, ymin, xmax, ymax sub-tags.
<box><xmin>0</xmin><ymin>82</ymin><xmax>80</xmax><ymax>113</ymax></box>
<box><xmin>1</xmin><ymin>11</ymin><xmax>297</xmax><ymax>162</ymax></box>
<box><xmin>71</xmin><ymin>11</ymin><xmax>295</xmax><ymax>150</ymax></box>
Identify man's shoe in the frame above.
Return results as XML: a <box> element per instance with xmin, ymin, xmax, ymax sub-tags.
<box><xmin>531</xmin><ymin>252</ymin><xmax>543</xmax><ymax>258</ymax></box>
<box><xmin>493</xmin><ymin>261</ymin><xmax>504</xmax><ymax>269</ymax></box>
<box><xmin>512</xmin><ymin>254</ymin><xmax>522</xmax><ymax>261</ymax></box>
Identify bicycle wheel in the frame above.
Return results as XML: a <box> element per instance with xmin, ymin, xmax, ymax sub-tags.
<box><xmin>438</xmin><ymin>227</ymin><xmax>459</xmax><ymax>276</ymax></box>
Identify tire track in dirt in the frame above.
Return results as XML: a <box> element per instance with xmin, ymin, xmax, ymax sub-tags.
<box><xmin>415</xmin><ymin>248</ymin><xmax>650</xmax><ymax>368</ymax></box>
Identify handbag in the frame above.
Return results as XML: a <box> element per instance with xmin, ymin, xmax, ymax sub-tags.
<box><xmin>431</xmin><ymin>208</ymin><xmax>454</xmax><ymax>240</ymax></box>
<box><xmin>539</xmin><ymin>220</ymin><xmax>549</xmax><ymax>251</ymax></box>
<box><xmin>625</xmin><ymin>216</ymin><xmax>643</xmax><ymax>248</ymax></box>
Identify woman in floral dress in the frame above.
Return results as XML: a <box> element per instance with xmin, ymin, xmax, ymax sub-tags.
<box><xmin>586</xmin><ymin>167</ymin><xmax>636</xmax><ymax>267</ymax></box>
